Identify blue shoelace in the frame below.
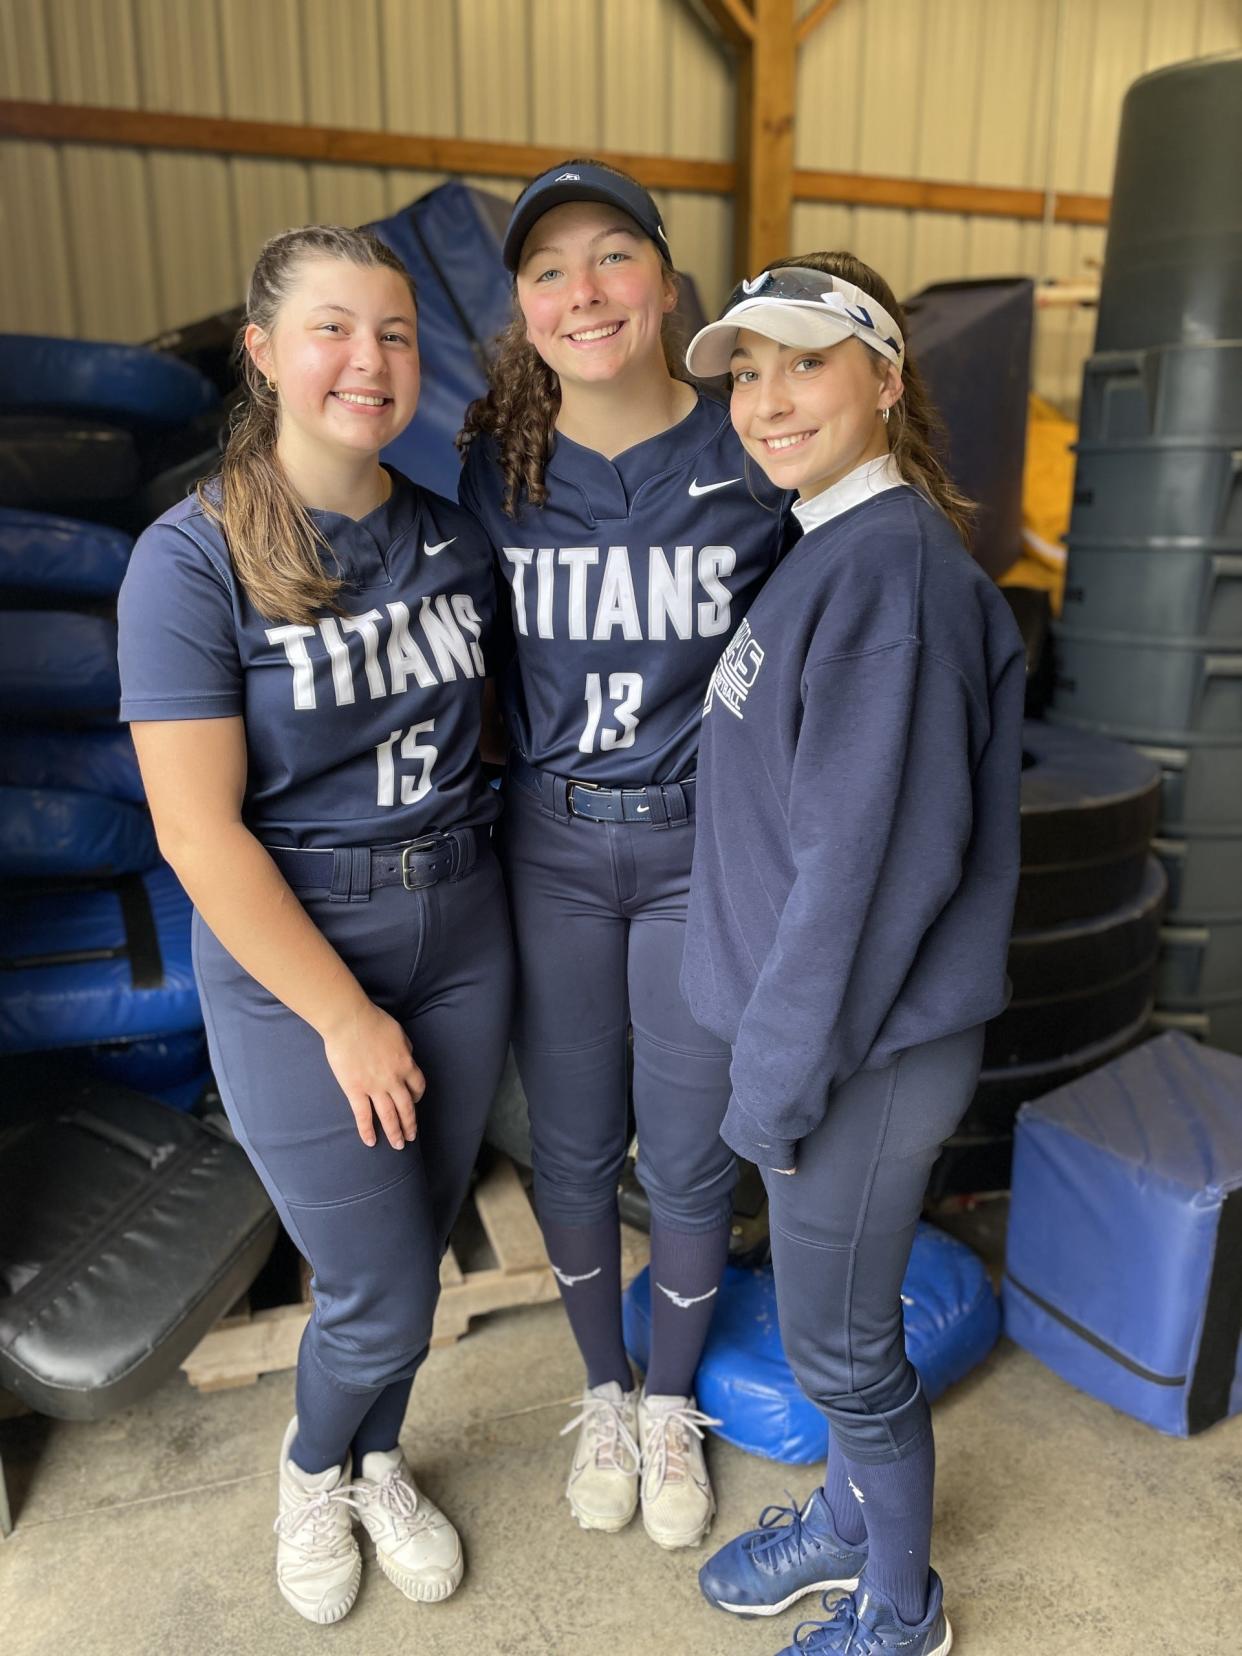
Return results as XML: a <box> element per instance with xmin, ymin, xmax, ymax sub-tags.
<box><xmin>792</xmin><ymin>1592</ymin><xmax>883</xmax><ymax>1654</ymax></box>
<box><xmin>748</xmin><ymin>1493</ymin><xmax>821</xmax><ymax>1568</ymax></box>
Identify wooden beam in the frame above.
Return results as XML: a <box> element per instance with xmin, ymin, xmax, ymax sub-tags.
<box><xmin>0</xmin><ymin>99</ymin><xmax>1112</xmax><ymax>228</ymax></box>
<box><xmin>733</xmin><ymin>0</ymin><xmax>798</xmax><ymax>277</ymax></box>
<box><xmin>0</xmin><ymin>99</ymin><xmax>734</xmax><ymax>196</ymax></box>
<box><xmin>794</xmin><ymin>164</ymin><xmax>1111</xmax><ymax>226</ymax></box>
<box><xmin>697</xmin><ymin>0</ymin><xmax>755</xmax><ymax>46</ymax></box>
<box><xmin>795</xmin><ymin>0</ymin><xmax>844</xmax><ymax>47</ymax></box>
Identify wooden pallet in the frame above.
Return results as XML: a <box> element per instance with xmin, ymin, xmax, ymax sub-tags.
<box><xmin>181</xmin><ymin>1155</ymin><xmax>558</xmax><ymax>1393</ymax></box>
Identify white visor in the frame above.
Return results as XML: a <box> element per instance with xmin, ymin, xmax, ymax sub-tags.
<box><xmin>685</xmin><ymin>270</ymin><xmax>905</xmax><ymax>379</ymax></box>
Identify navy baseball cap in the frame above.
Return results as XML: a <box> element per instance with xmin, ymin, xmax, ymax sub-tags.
<box><xmin>502</xmin><ymin>161</ymin><xmax>673</xmax><ymax>273</ymax></box>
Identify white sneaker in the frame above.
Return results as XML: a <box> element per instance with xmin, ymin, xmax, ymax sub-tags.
<box><xmin>560</xmin><ymin>1381</ymin><xmax>641</xmax><ymax>1532</ymax></box>
<box><xmin>273</xmin><ymin>1416</ymin><xmax>363</xmax><ymax>1624</ymax></box>
<box><xmin>354</xmin><ymin>1446</ymin><xmax>464</xmax><ymax>1602</ymax></box>
<box><xmin>638</xmin><ymin>1392</ymin><xmax>719</xmax><ymax>1550</ymax></box>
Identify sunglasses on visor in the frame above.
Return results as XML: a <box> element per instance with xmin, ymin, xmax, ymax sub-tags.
<box><xmin>722</xmin><ymin>267</ymin><xmax>904</xmax><ymax>366</ymax></box>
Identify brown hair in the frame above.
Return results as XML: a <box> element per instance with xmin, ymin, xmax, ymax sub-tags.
<box><xmin>766</xmin><ymin>251</ymin><xmax>976</xmax><ymax>546</ymax></box>
<box><xmin>457</xmin><ymin>160</ymin><xmax>685</xmax><ymax>518</ymax></box>
<box><xmin>197</xmin><ymin>225</ymin><xmax>417</xmax><ymax>624</ymax></box>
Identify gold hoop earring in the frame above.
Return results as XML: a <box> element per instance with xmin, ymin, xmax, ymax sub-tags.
<box><xmin>266</xmin><ymin>378</ymin><xmax>277</xmax><ymax>393</ymax></box>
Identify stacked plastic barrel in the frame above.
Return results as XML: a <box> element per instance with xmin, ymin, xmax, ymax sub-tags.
<box><xmin>0</xmin><ymin>335</ymin><xmax>226</xmax><ymax>1105</ymax></box>
<box><xmin>1049</xmin><ymin>52</ymin><xmax>1242</xmax><ymax>1057</ymax></box>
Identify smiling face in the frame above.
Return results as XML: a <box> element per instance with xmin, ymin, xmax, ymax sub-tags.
<box><xmin>246</xmin><ymin>255</ymin><xmax>420</xmax><ymax>471</ymax></box>
<box><xmin>729</xmin><ymin>328</ymin><xmax>902</xmax><ymax>501</ymax></box>
<box><xmin>515</xmin><ymin>200</ymin><xmax>676</xmax><ymax>392</ymax></box>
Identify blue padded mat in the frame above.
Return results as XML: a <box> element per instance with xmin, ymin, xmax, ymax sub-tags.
<box><xmin>0</xmin><ymin>725</ymin><xmax>145</xmax><ymax>803</ymax></box>
<box><xmin>624</xmin><ymin>1223</ymin><xmax>1000</xmax><ymax>1463</ymax></box>
<box><xmin>83</xmin><ymin>1029</ymin><xmax>208</xmax><ymax>1093</ymax></box>
<box><xmin>0</xmin><ymin>864</ymin><xmax>200</xmax><ymax>1053</ymax></box>
<box><xmin>367</xmin><ymin>183</ymin><xmax>513</xmax><ymax>500</ymax></box>
<box><xmin>0</xmin><ymin>611</ymin><xmax>120</xmax><ymax>720</ymax></box>
<box><xmin>0</xmin><ymin>508</ymin><xmax>133</xmax><ymax>600</ymax></box>
<box><xmin>0</xmin><ymin>785</ymin><xmax>156</xmax><ymax>878</ymax></box>
<box><xmin>1004</xmin><ymin>1032</ymin><xmax>1242</xmax><ymax>1436</ymax></box>
<box><xmin>0</xmin><ymin>334</ymin><xmax>218</xmax><ymax>427</ymax></box>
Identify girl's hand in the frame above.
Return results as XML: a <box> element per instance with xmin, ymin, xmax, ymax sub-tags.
<box><xmin>321</xmin><ymin>1001</ymin><xmax>425</xmax><ymax>1148</ymax></box>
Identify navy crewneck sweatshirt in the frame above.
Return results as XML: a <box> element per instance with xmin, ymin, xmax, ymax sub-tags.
<box><xmin>680</xmin><ymin>482</ymin><xmax>1025</xmax><ymax>1169</ymax></box>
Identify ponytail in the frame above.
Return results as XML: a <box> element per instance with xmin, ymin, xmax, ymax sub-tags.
<box><xmin>198</xmin><ymin>225</ymin><xmax>416</xmax><ymax>624</ymax></box>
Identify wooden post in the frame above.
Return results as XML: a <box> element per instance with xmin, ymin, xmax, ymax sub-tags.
<box><xmin>716</xmin><ymin>0</ymin><xmax>798</xmax><ymax>281</ymax></box>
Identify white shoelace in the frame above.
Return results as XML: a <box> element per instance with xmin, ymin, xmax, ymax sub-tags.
<box><xmin>273</xmin><ymin>1481</ymin><xmax>364</xmax><ymax>1558</ymax></box>
<box><xmin>560</xmin><ymin>1393</ymin><xmax>640</xmax><ymax>1473</ymax></box>
<box><xmin>641</xmin><ymin>1402</ymin><xmax>719</xmax><ymax>1498</ymax></box>
<box><xmin>366</xmin><ymin>1465</ymin><xmax>439</xmax><ymax>1539</ymax></box>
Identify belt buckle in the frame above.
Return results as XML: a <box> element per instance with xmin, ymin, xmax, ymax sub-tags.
<box><xmin>400</xmin><ymin>833</ymin><xmax>447</xmax><ymax>890</ymax></box>
<box><xmin>566</xmin><ymin>780</ymin><xmax>603</xmax><ymax>818</ymax></box>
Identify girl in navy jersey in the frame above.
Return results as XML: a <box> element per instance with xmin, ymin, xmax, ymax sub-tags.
<box><xmin>681</xmin><ymin>255</ymin><xmax>1025</xmax><ymax>1656</ymax></box>
<box><xmin>117</xmin><ymin>226</ymin><xmax>513</xmax><ymax>1625</ymax></box>
<box><xmin>458</xmin><ymin>163</ymin><xmax>788</xmax><ymax>1549</ymax></box>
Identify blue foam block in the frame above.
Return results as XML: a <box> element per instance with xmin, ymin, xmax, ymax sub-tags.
<box><xmin>0</xmin><ymin>725</ymin><xmax>145</xmax><ymax>803</ymax></box>
<box><xmin>1004</xmin><ymin>1032</ymin><xmax>1242</xmax><ymax>1436</ymax></box>
<box><xmin>0</xmin><ymin>784</ymin><xmax>157</xmax><ymax>878</ymax></box>
<box><xmin>0</xmin><ymin>508</ymin><xmax>133</xmax><ymax>600</ymax></box>
<box><xmin>0</xmin><ymin>611</ymin><xmax>119</xmax><ymax>720</ymax></box>
<box><xmin>623</xmin><ymin>1224</ymin><xmax>1000</xmax><ymax>1464</ymax></box>
<box><xmin>0</xmin><ymin>334</ymin><xmax>218</xmax><ymax>426</ymax></box>
<box><xmin>0</xmin><ymin>864</ymin><xmax>201</xmax><ymax>1053</ymax></box>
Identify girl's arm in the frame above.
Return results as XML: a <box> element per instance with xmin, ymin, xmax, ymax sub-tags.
<box><xmin>131</xmin><ymin>715</ymin><xmax>423</xmax><ymax>1151</ymax></box>
<box><xmin>722</xmin><ymin>644</ymin><xmax>975</xmax><ymax>1170</ymax></box>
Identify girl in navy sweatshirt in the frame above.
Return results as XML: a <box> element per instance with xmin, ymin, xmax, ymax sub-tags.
<box><xmin>679</xmin><ymin>254</ymin><xmax>1025</xmax><ymax>1656</ymax></box>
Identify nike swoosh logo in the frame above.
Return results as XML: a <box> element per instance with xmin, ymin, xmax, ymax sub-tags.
<box><xmin>688</xmin><ymin>477</ymin><xmax>741</xmax><ymax>497</ymax></box>
<box><xmin>552</xmin><ymin>1265</ymin><xmax>601</xmax><ymax>1287</ymax></box>
<box><xmin>423</xmin><ymin>538</ymin><xmax>456</xmax><ymax>556</ymax></box>
<box><xmin>655</xmin><ymin>1283</ymin><xmax>718</xmax><ymax>1309</ymax></box>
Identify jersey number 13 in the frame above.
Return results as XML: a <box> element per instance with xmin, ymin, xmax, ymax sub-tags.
<box><xmin>579</xmin><ymin>672</ymin><xmax>643</xmax><ymax>753</ymax></box>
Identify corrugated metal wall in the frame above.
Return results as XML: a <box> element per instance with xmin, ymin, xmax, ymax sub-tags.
<box><xmin>1</xmin><ymin>0</ymin><xmax>1239</xmax><ymax>409</ymax></box>
<box><xmin>795</xmin><ymin>0</ymin><xmax>1242</xmax><ymax>407</ymax></box>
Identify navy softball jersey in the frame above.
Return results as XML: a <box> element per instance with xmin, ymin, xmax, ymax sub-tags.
<box><xmin>118</xmin><ymin>468</ymin><xmax>500</xmax><ymax>846</ymax></box>
<box><xmin>459</xmin><ymin>393</ymin><xmax>788</xmax><ymax>782</ymax></box>
<box><xmin>682</xmin><ymin>469</ymin><xmax>1027</xmax><ymax>1170</ymax></box>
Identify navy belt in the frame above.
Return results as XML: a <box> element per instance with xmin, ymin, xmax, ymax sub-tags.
<box><xmin>267</xmin><ymin>826</ymin><xmax>487</xmax><ymax>902</ymax></box>
<box><xmin>509</xmin><ymin>752</ymin><xmax>695</xmax><ymax>827</ymax></box>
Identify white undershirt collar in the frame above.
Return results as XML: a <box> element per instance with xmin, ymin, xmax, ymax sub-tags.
<box><xmin>792</xmin><ymin>453</ymin><xmax>908</xmax><ymax>533</ymax></box>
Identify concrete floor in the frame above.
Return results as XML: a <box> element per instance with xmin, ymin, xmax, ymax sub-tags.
<box><xmin>3</xmin><ymin>1213</ymin><xmax>1242</xmax><ymax>1656</ymax></box>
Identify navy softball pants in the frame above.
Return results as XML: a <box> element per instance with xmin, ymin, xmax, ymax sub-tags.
<box><xmin>760</xmin><ymin>1023</ymin><xmax>985</xmax><ymax>1464</ymax></box>
<box><xmin>193</xmin><ymin>850</ymin><xmax>513</xmax><ymax>1462</ymax></box>
<box><xmin>496</xmin><ymin>774</ymin><xmax>737</xmax><ymax>1234</ymax></box>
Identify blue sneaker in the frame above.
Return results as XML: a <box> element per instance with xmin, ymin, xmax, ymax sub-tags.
<box><xmin>698</xmin><ymin>1489</ymin><xmax>866</xmax><ymax>1618</ymax></box>
<box><xmin>775</xmin><ymin>1571</ymin><xmax>952</xmax><ymax>1655</ymax></box>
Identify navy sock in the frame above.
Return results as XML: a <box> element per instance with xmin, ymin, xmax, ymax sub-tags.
<box><xmin>539</xmin><ymin>1212</ymin><xmax>631</xmax><ymax>1390</ymax></box>
<box><xmin>643</xmin><ymin>1216</ymin><xmax>730</xmax><ymax>1398</ymax></box>
<box><xmin>350</xmin><ymin>1375</ymin><xmax>414</xmax><ymax>1466</ymax></box>
<box><xmin>291</xmin><ymin>1345</ymin><xmax>381</xmax><ymax>1475</ymax></box>
<box><xmin>823</xmin><ymin>1431</ymin><xmax>867</xmax><ymax>1545</ymax></box>
<box><xmin>840</xmin><ymin>1433</ymin><xmax>936</xmax><ymax>1625</ymax></box>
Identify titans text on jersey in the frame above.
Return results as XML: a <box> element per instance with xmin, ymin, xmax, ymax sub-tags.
<box><xmin>499</xmin><ymin>544</ymin><xmax>736</xmax><ymax>642</ymax></box>
<box><xmin>460</xmin><ymin>395</ymin><xmax>792</xmax><ymax>782</ymax></box>
<box><xmin>266</xmin><ymin>592</ymin><xmax>486</xmax><ymax>710</ymax></box>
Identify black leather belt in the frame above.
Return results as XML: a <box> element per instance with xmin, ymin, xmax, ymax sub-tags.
<box><xmin>267</xmin><ymin>826</ymin><xmax>487</xmax><ymax>901</ymax></box>
<box><xmin>509</xmin><ymin>752</ymin><xmax>695</xmax><ymax>827</ymax></box>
